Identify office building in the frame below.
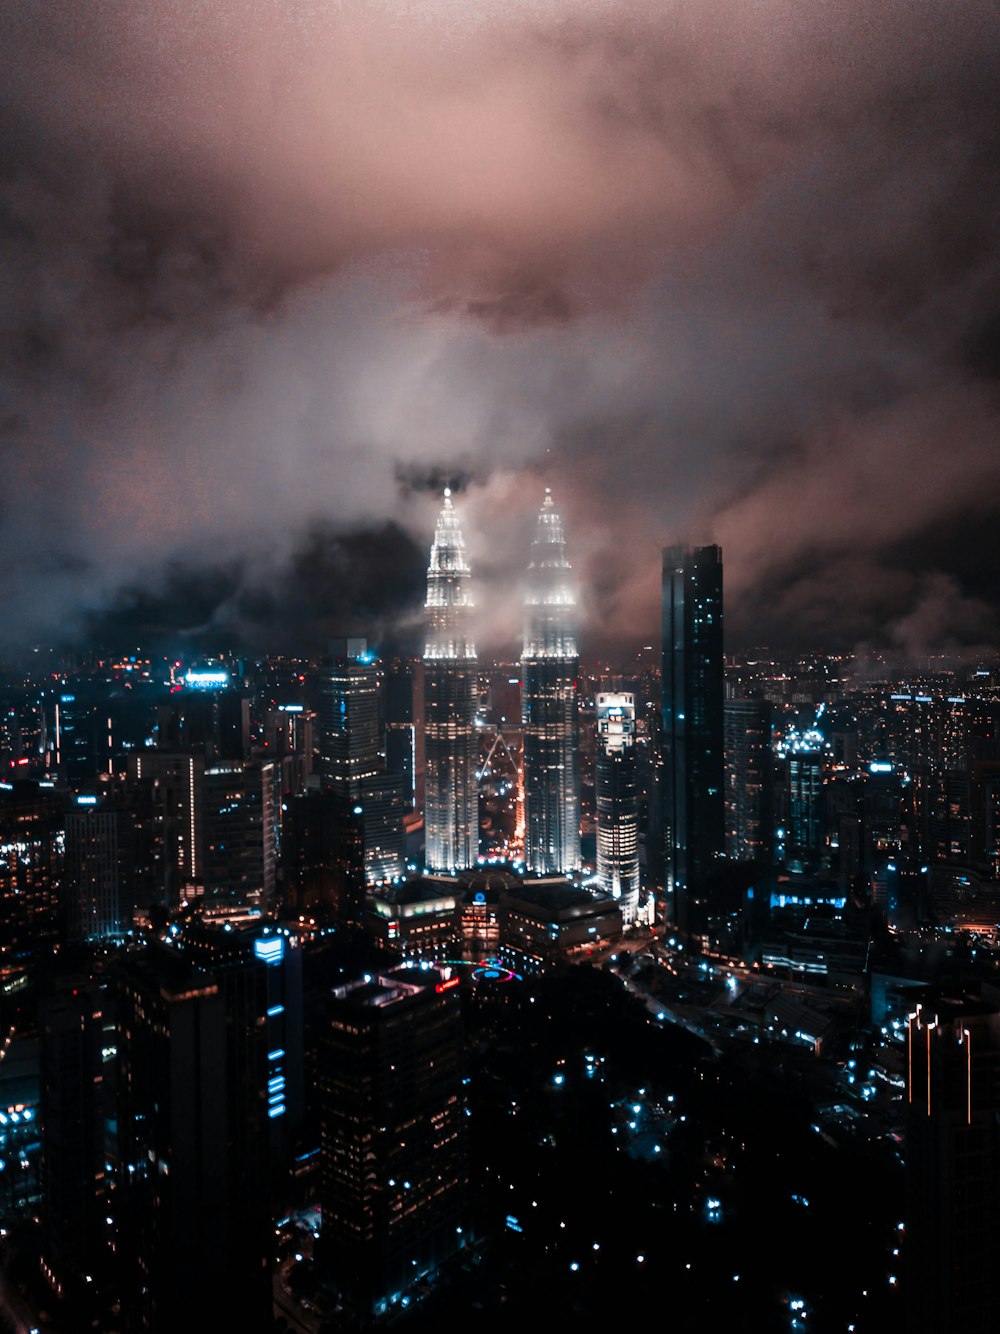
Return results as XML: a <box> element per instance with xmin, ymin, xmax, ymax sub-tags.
<box><xmin>318</xmin><ymin>964</ymin><xmax>470</xmax><ymax>1315</ymax></box>
<box><xmin>127</xmin><ymin>751</ymin><xmax>205</xmax><ymax>905</ymax></box>
<box><xmin>785</xmin><ymin>730</ymin><xmax>826</xmax><ymax>868</ymax></box>
<box><xmin>317</xmin><ymin>639</ymin><xmax>381</xmax><ymax>795</ymax></box>
<box><xmin>319</xmin><ymin>640</ymin><xmax>405</xmax><ymax>883</ymax></box>
<box><xmin>39</xmin><ymin>985</ymin><xmax>107</xmax><ymax>1285</ymax></box>
<box><xmin>115</xmin><ymin>947</ymin><xmax>272</xmax><ymax>1332</ymax></box>
<box><xmin>281</xmin><ymin>789</ymin><xmax>365</xmax><ymax>923</ymax></box>
<box><xmin>156</xmin><ymin>689</ymin><xmax>250</xmax><ymax>762</ymax></box>
<box><xmin>522</xmin><ymin>489</ymin><xmax>580</xmax><ymax>875</ymax></box>
<box><xmin>49</xmin><ymin>685</ymin><xmax>113</xmax><ymax>789</ymax></box>
<box><xmin>179</xmin><ymin>915</ymin><xmax>304</xmax><ymax>1180</ymax></box>
<box><xmin>65</xmin><ymin>802</ymin><xmax>127</xmax><ymax>940</ymax></box>
<box><xmin>905</xmin><ymin>989</ymin><xmax>1000</xmax><ymax>1334</ymax></box>
<box><xmin>0</xmin><ymin>780</ymin><xmax>64</xmax><ymax>983</ymax></box>
<box><xmin>384</xmin><ymin>660</ymin><xmax>417</xmax><ymax>809</ymax></box>
<box><xmin>661</xmin><ymin>545</ymin><xmax>725</xmax><ymax>939</ymax></box>
<box><xmin>423</xmin><ymin>491</ymin><xmax>478</xmax><ymax>874</ymax></box>
<box><xmin>202</xmin><ymin>760</ymin><xmax>276</xmax><ymax>907</ymax></box>
<box><xmin>724</xmin><ymin>698</ymin><xmax>773</xmax><ymax>866</ymax></box>
<box><xmin>500</xmin><ymin>879</ymin><xmax>622</xmax><ymax>973</ymax></box>
<box><xmin>596</xmin><ymin>693</ymin><xmax>640</xmax><ymax>925</ymax></box>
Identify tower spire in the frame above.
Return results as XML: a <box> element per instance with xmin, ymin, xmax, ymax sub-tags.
<box><xmin>423</xmin><ymin>490</ymin><xmax>478</xmax><ymax>874</ymax></box>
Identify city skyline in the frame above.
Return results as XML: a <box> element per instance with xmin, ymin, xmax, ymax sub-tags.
<box><xmin>1</xmin><ymin>3</ymin><xmax>999</xmax><ymax>662</ymax></box>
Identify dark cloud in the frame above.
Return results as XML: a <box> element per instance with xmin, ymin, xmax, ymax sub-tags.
<box><xmin>80</xmin><ymin>521</ymin><xmax>427</xmax><ymax>658</ymax></box>
<box><xmin>393</xmin><ymin>462</ymin><xmax>485</xmax><ymax>501</ymax></box>
<box><xmin>1</xmin><ymin>1</ymin><xmax>999</xmax><ymax>658</ymax></box>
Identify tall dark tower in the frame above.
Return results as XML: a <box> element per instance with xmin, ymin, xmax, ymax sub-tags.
<box><xmin>319</xmin><ymin>639</ymin><xmax>405</xmax><ymax>884</ymax></box>
<box><xmin>423</xmin><ymin>490</ymin><xmax>478</xmax><ymax>874</ymax></box>
<box><xmin>522</xmin><ymin>489</ymin><xmax>580</xmax><ymax>875</ymax></box>
<box><xmin>318</xmin><ymin>964</ymin><xmax>470</xmax><ymax>1316</ymax></box>
<box><xmin>317</xmin><ymin>639</ymin><xmax>380</xmax><ymax>796</ymax></box>
<box><xmin>906</xmin><ymin>989</ymin><xmax>1000</xmax><ymax>1334</ymax></box>
<box><xmin>596</xmin><ymin>693</ymin><xmax>640</xmax><ymax>925</ymax></box>
<box><xmin>662</xmin><ymin>544</ymin><xmax>724</xmax><ymax>940</ymax></box>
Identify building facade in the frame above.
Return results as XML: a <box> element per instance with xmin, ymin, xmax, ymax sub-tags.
<box><xmin>724</xmin><ymin>698</ymin><xmax>773</xmax><ymax>866</ymax></box>
<box><xmin>596</xmin><ymin>692</ymin><xmax>640</xmax><ymax>925</ymax></box>
<box><xmin>318</xmin><ymin>965</ymin><xmax>469</xmax><ymax>1315</ymax></box>
<box><xmin>423</xmin><ymin>491</ymin><xmax>478</xmax><ymax>874</ymax></box>
<box><xmin>906</xmin><ymin>990</ymin><xmax>1000</xmax><ymax>1334</ymax></box>
<box><xmin>522</xmin><ymin>489</ymin><xmax>580</xmax><ymax>875</ymax></box>
<box><xmin>318</xmin><ymin>639</ymin><xmax>405</xmax><ymax>884</ymax></box>
<box><xmin>661</xmin><ymin>545</ymin><xmax>725</xmax><ymax>939</ymax></box>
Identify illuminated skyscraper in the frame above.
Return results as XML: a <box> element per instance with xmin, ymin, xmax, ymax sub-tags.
<box><xmin>596</xmin><ymin>693</ymin><xmax>640</xmax><ymax>925</ymax></box>
<box><xmin>423</xmin><ymin>490</ymin><xmax>478</xmax><ymax>873</ymax></box>
<box><xmin>319</xmin><ymin>639</ymin><xmax>405</xmax><ymax>884</ymax></box>
<box><xmin>662</xmin><ymin>544</ymin><xmax>724</xmax><ymax>939</ymax></box>
<box><xmin>318</xmin><ymin>639</ymin><xmax>381</xmax><ymax>795</ymax></box>
<box><xmin>522</xmin><ymin>489</ymin><xmax>580</xmax><ymax>875</ymax></box>
<box><xmin>318</xmin><ymin>964</ymin><xmax>469</xmax><ymax>1315</ymax></box>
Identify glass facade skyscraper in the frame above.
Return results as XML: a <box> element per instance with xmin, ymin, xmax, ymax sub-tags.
<box><xmin>423</xmin><ymin>490</ymin><xmax>478</xmax><ymax>874</ymax></box>
<box><xmin>596</xmin><ymin>692</ymin><xmax>640</xmax><ymax>925</ymax></box>
<box><xmin>661</xmin><ymin>544</ymin><xmax>725</xmax><ymax>938</ymax></box>
<box><xmin>521</xmin><ymin>489</ymin><xmax>580</xmax><ymax>875</ymax></box>
<box><xmin>319</xmin><ymin>638</ymin><xmax>405</xmax><ymax>884</ymax></box>
<box><xmin>317</xmin><ymin>638</ymin><xmax>381</xmax><ymax>797</ymax></box>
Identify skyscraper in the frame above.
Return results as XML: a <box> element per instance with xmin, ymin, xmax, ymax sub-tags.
<box><xmin>66</xmin><ymin>800</ymin><xmax>127</xmax><ymax>941</ymax></box>
<box><xmin>423</xmin><ymin>490</ymin><xmax>478</xmax><ymax>874</ymax></box>
<box><xmin>39</xmin><ymin>985</ymin><xmax>107</xmax><ymax>1287</ymax></box>
<box><xmin>0</xmin><ymin>780</ymin><xmax>63</xmax><ymax>982</ymax></box>
<box><xmin>724</xmin><ymin>698</ymin><xmax>773</xmax><ymax>865</ymax></box>
<box><xmin>317</xmin><ymin>639</ymin><xmax>381</xmax><ymax>795</ymax></box>
<box><xmin>202</xmin><ymin>760</ymin><xmax>276</xmax><ymax>906</ymax></box>
<box><xmin>522</xmin><ymin>489</ymin><xmax>580</xmax><ymax>875</ymax></box>
<box><xmin>662</xmin><ymin>544</ymin><xmax>725</xmax><ymax>939</ymax></box>
<box><xmin>318</xmin><ymin>964</ymin><xmax>469</xmax><ymax>1316</ymax></box>
<box><xmin>596</xmin><ymin>693</ymin><xmax>640</xmax><ymax>925</ymax></box>
<box><xmin>905</xmin><ymin>988</ymin><xmax>1000</xmax><ymax>1334</ymax></box>
<box><xmin>319</xmin><ymin>639</ymin><xmax>405</xmax><ymax>883</ymax></box>
<box><xmin>115</xmin><ymin>947</ymin><xmax>272</xmax><ymax>1332</ymax></box>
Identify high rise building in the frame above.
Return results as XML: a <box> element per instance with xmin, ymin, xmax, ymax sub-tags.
<box><xmin>39</xmin><ymin>985</ymin><xmax>107</xmax><ymax>1286</ymax></box>
<box><xmin>156</xmin><ymin>688</ymin><xmax>250</xmax><ymax>762</ymax></box>
<box><xmin>785</xmin><ymin>729</ymin><xmax>826</xmax><ymax>867</ymax></box>
<box><xmin>128</xmin><ymin>751</ymin><xmax>205</xmax><ymax>905</ymax></box>
<box><xmin>384</xmin><ymin>660</ymin><xmax>417</xmax><ymax>809</ymax></box>
<box><xmin>65</xmin><ymin>801</ymin><xmax>126</xmax><ymax>940</ymax></box>
<box><xmin>661</xmin><ymin>544</ymin><xmax>725</xmax><ymax>939</ymax></box>
<box><xmin>281</xmin><ymin>789</ymin><xmax>365</xmax><ymax>922</ymax></box>
<box><xmin>724</xmin><ymin>699</ymin><xmax>773</xmax><ymax>865</ymax></box>
<box><xmin>522</xmin><ymin>489</ymin><xmax>580</xmax><ymax>875</ymax></box>
<box><xmin>0</xmin><ymin>779</ymin><xmax>64</xmax><ymax>983</ymax></box>
<box><xmin>202</xmin><ymin>760</ymin><xmax>277</xmax><ymax>906</ymax></box>
<box><xmin>423</xmin><ymin>491</ymin><xmax>478</xmax><ymax>874</ymax></box>
<box><xmin>179</xmin><ymin>916</ymin><xmax>304</xmax><ymax>1182</ymax></box>
<box><xmin>317</xmin><ymin>639</ymin><xmax>381</xmax><ymax>795</ymax></box>
<box><xmin>319</xmin><ymin>640</ymin><xmax>405</xmax><ymax>883</ymax></box>
<box><xmin>115</xmin><ymin>947</ymin><xmax>272</xmax><ymax>1332</ymax></box>
<box><xmin>318</xmin><ymin>964</ymin><xmax>469</xmax><ymax>1316</ymax></box>
<box><xmin>905</xmin><ymin>989</ymin><xmax>1000</xmax><ymax>1334</ymax></box>
<box><xmin>596</xmin><ymin>693</ymin><xmax>640</xmax><ymax>925</ymax></box>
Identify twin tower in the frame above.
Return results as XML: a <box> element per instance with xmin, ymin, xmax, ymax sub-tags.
<box><xmin>423</xmin><ymin>487</ymin><xmax>580</xmax><ymax>876</ymax></box>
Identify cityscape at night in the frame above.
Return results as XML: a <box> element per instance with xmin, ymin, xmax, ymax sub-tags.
<box><xmin>3</xmin><ymin>3</ymin><xmax>1000</xmax><ymax>1332</ymax></box>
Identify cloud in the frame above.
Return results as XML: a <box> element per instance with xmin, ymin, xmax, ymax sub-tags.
<box><xmin>1</xmin><ymin>0</ymin><xmax>999</xmax><ymax>656</ymax></box>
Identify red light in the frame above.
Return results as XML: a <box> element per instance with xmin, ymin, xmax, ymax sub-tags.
<box><xmin>435</xmin><ymin>976</ymin><xmax>460</xmax><ymax>993</ymax></box>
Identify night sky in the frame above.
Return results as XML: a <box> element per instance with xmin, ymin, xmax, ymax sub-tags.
<box><xmin>3</xmin><ymin>1</ymin><xmax>999</xmax><ymax>657</ymax></box>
